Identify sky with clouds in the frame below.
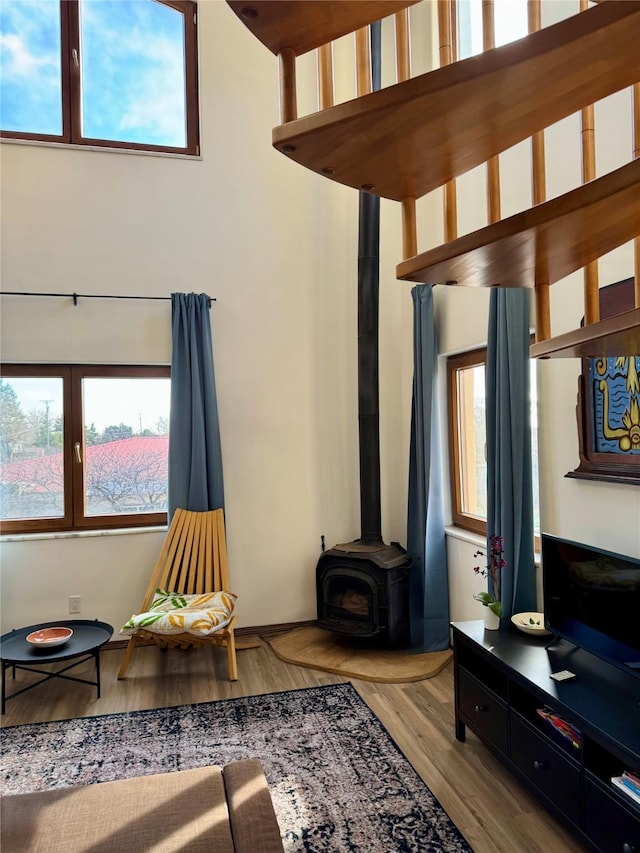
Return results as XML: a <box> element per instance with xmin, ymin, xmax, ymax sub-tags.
<box><xmin>6</xmin><ymin>375</ymin><xmax>171</xmax><ymax>433</ymax></box>
<box><xmin>0</xmin><ymin>0</ymin><xmax>187</xmax><ymax>146</ymax></box>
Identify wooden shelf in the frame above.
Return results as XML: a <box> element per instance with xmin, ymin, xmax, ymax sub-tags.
<box><xmin>530</xmin><ymin>309</ymin><xmax>640</xmax><ymax>358</ymax></box>
<box><xmin>225</xmin><ymin>1</ymin><xmax>419</xmax><ymax>57</ymax></box>
<box><xmin>395</xmin><ymin>160</ymin><xmax>640</xmax><ymax>287</ymax></box>
<box><xmin>272</xmin><ymin>2</ymin><xmax>640</xmax><ymax>201</ymax></box>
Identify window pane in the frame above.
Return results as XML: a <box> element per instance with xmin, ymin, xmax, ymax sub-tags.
<box><xmin>494</xmin><ymin>0</ymin><xmax>528</xmax><ymax>48</ymax></box>
<box><xmin>457</xmin><ymin>0</ymin><xmax>528</xmax><ymax>60</ymax></box>
<box><xmin>0</xmin><ymin>0</ymin><xmax>62</xmax><ymax>135</ymax></box>
<box><xmin>0</xmin><ymin>377</ymin><xmax>65</xmax><ymax>520</ymax></box>
<box><xmin>457</xmin><ymin>0</ymin><xmax>483</xmax><ymax>59</ymax></box>
<box><xmin>79</xmin><ymin>0</ymin><xmax>187</xmax><ymax>147</ymax></box>
<box><xmin>82</xmin><ymin>377</ymin><xmax>170</xmax><ymax>517</ymax></box>
<box><xmin>456</xmin><ymin>364</ymin><xmax>487</xmax><ymax>519</ymax></box>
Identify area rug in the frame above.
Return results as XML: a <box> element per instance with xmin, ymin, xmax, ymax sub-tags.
<box><xmin>1</xmin><ymin>683</ymin><xmax>472</xmax><ymax>853</ymax></box>
<box><xmin>268</xmin><ymin>626</ymin><xmax>453</xmax><ymax>682</ymax></box>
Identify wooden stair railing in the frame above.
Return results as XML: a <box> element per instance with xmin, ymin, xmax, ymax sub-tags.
<box><xmin>395</xmin><ymin>160</ymin><xmax>640</xmax><ymax>358</ymax></box>
<box><xmin>269</xmin><ymin>2</ymin><xmax>639</xmax><ymax>201</ymax></box>
<box><xmin>225</xmin><ymin>0</ymin><xmax>640</xmax><ymax>358</ymax></box>
<box><xmin>528</xmin><ymin>0</ymin><xmax>550</xmax><ymax>345</ymax></box>
<box><xmin>395</xmin><ymin>160</ymin><xmax>640</xmax><ymax>290</ymax></box>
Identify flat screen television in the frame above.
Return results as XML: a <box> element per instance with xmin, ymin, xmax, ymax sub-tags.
<box><xmin>542</xmin><ymin>533</ymin><xmax>640</xmax><ymax>676</ymax></box>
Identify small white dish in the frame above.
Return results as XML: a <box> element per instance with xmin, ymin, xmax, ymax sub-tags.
<box><xmin>511</xmin><ymin>612</ymin><xmax>551</xmax><ymax>636</ymax></box>
<box><xmin>26</xmin><ymin>626</ymin><xmax>74</xmax><ymax>648</ymax></box>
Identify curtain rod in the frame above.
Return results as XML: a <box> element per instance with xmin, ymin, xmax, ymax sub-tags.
<box><xmin>1</xmin><ymin>291</ymin><xmax>216</xmax><ymax>307</ymax></box>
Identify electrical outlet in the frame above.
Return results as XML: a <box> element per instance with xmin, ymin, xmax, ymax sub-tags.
<box><xmin>69</xmin><ymin>595</ymin><xmax>81</xmax><ymax>614</ymax></box>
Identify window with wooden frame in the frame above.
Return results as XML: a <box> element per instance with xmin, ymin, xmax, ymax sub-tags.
<box><xmin>448</xmin><ymin>348</ymin><xmax>488</xmax><ymax>536</ymax></box>
<box><xmin>447</xmin><ymin>347</ymin><xmax>540</xmax><ymax>541</ymax></box>
<box><xmin>0</xmin><ymin>0</ymin><xmax>199</xmax><ymax>155</ymax></box>
<box><xmin>0</xmin><ymin>365</ymin><xmax>170</xmax><ymax>535</ymax></box>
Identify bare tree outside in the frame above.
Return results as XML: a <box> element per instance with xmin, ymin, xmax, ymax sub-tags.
<box><xmin>85</xmin><ymin>439</ymin><xmax>168</xmax><ymax>515</ymax></box>
<box><xmin>1</xmin><ymin>375</ymin><xmax>170</xmax><ymax>523</ymax></box>
<box><xmin>0</xmin><ymin>377</ymin><xmax>65</xmax><ymax>519</ymax></box>
<box><xmin>0</xmin><ymin>380</ymin><xmax>29</xmax><ymax>462</ymax></box>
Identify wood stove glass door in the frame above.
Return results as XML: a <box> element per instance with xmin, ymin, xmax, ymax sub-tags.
<box><xmin>320</xmin><ymin>568</ymin><xmax>379</xmax><ymax>637</ymax></box>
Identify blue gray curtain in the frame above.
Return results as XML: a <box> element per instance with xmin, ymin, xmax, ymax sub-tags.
<box><xmin>486</xmin><ymin>288</ymin><xmax>536</xmax><ymax>619</ymax></box>
<box><xmin>407</xmin><ymin>285</ymin><xmax>450</xmax><ymax>651</ymax></box>
<box><xmin>168</xmin><ymin>292</ymin><xmax>224</xmax><ymax>518</ymax></box>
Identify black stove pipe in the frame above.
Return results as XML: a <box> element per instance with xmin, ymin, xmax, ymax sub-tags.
<box><xmin>357</xmin><ymin>21</ymin><xmax>382</xmax><ymax>545</ymax></box>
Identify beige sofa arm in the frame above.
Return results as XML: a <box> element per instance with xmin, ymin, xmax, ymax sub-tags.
<box><xmin>224</xmin><ymin>759</ymin><xmax>285</xmax><ymax>853</ymax></box>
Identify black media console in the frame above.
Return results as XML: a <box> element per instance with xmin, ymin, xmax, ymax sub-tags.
<box><xmin>452</xmin><ymin>620</ymin><xmax>640</xmax><ymax>852</ymax></box>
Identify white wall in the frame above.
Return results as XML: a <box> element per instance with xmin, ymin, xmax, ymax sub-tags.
<box><xmin>1</xmin><ymin>0</ymin><xmax>638</xmax><ymax>639</ymax></box>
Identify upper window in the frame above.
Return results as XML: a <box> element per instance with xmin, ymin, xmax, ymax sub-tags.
<box><xmin>0</xmin><ymin>365</ymin><xmax>171</xmax><ymax>535</ymax></box>
<box><xmin>447</xmin><ymin>347</ymin><xmax>540</xmax><ymax>541</ymax></box>
<box><xmin>0</xmin><ymin>0</ymin><xmax>199</xmax><ymax>154</ymax></box>
<box><xmin>457</xmin><ymin>0</ymin><xmax>528</xmax><ymax>60</ymax></box>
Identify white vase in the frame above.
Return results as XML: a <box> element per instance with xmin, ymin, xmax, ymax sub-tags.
<box><xmin>483</xmin><ymin>606</ymin><xmax>500</xmax><ymax>630</ymax></box>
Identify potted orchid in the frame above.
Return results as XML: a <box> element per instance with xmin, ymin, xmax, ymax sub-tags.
<box><xmin>473</xmin><ymin>534</ymin><xmax>505</xmax><ymax>629</ymax></box>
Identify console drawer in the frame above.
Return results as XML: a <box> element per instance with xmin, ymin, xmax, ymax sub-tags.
<box><xmin>459</xmin><ymin>668</ymin><xmax>508</xmax><ymax>754</ymax></box>
<box><xmin>510</xmin><ymin>713</ymin><xmax>581</xmax><ymax>826</ymax></box>
<box><xmin>584</xmin><ymin>776</ymin><xmax>640</xmax><ymax>853</ymax></box>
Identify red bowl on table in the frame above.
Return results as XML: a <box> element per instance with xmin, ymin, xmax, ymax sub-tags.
<box><xmin>26</xmin><ymin>627</ymin><xmax>74</xmax><ymax>648</ymax></box>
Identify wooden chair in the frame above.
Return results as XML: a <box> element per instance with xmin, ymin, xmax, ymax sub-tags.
<box><xmin>117</xmin><ymin>508</ymin><xmax>238</xmax><ymax>681</ymax></box>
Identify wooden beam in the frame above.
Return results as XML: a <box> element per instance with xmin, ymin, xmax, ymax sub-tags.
<box><xmin>438</xmin><ymin>0</ymin><xmax>457</xmax><ymax>241</ymax></box>
<box><xmin>317</xmin><ymin>43</ymin><xmax>334</xmax><ymax>110</ymax></box>
<box><xmin>278</xmin><ymin>49</ymin><xmax>297</xmax><ymax>124</ymax></box>
<box><xmin>401</xmin><ymin>197</ymin><xmax>418</xmax><ymax>260</ymax></box>
<box><xmin>580</xmin><ymin>0</ymin><xmax>599</xmax><ymax>325</ymax></box>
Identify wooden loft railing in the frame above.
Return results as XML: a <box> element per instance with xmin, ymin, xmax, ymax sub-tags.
<box><xmin>525</xmin><ymin>70</ymin><xmax>640</xmax><ymax>360</ymax></box>
<box><xmin>225</xmin><ymin>0</ymin><xmax>640</xmax><ymax>358</ymax></box>
<box><xmin>391</xmin><ymin>0</ymin><xmax>640</xmax><ymax>358</ymax></box>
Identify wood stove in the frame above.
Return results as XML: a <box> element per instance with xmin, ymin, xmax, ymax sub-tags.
<box><xmin>315</xmin><ymin>22</ymin><xmax>411</xmax><ymax>649</ymax></box>
<box><xmin>316</xmin><ymin>542</ymin><xmax>411</xmax><ymax>647</ymax></box>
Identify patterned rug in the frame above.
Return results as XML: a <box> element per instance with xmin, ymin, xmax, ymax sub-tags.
<box><xmin>1</xmin><ymin>683</ymin><xmax>472</xmax><ymax>853</ymax></box>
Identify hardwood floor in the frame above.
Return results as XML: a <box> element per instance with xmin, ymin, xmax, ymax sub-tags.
<box><xmin>1</xmin><ymin>640</ymin><xmax>585</xmax><ymax>853</ymax></box>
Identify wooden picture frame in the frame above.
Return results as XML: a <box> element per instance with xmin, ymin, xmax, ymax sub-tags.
<box><xmin>567</xmin><ymin>278</ymin><xmax>640</xmax><ymax>485</ymax></box>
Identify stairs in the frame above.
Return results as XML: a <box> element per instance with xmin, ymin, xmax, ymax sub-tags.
<box><xmin>397</xmin><ymin>159</ymin><xmax>640</xmax><ymax>287</ymax></box>
<box><xmin>226</xmin><ymin>0</ymin><xmax>640</xmax><ymax>358</ymax></box>
<box><xmin>270</xmin><ymin>2</ymin><xmax>639</xmax><ymax>201</ymax></box>
<box><xmin>226</xmin><ymin>0</ymin><xmax>420</xmax><ymax>56</ymax></box>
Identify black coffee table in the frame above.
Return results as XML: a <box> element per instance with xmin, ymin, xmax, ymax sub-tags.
<box><xmin>0</xmin><ymin>619</ymin><xmax>113</xmax><ymax>714</ymax></box>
